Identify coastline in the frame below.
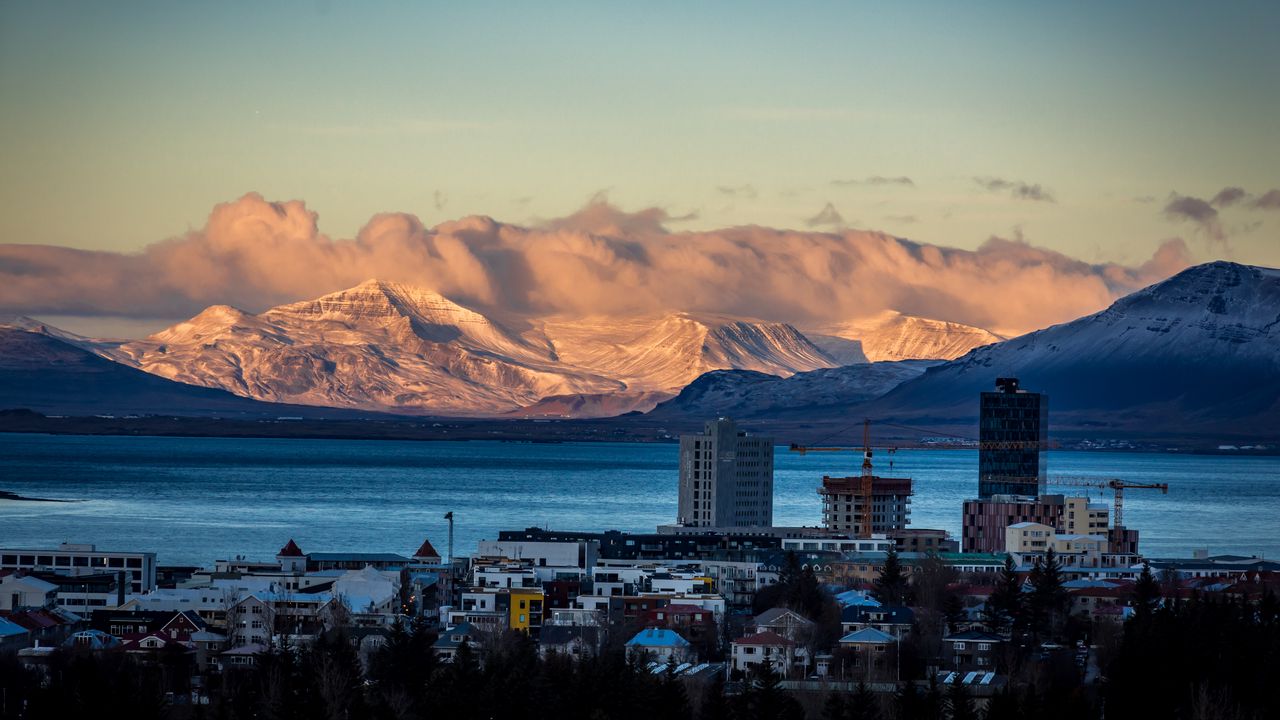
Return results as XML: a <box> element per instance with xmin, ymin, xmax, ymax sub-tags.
<box><xmin>0</xmin><ymin>412</ymin><xmax>1275</xmax><ymax>455</ymax></box>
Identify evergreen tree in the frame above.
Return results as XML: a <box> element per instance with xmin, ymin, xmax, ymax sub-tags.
<box><xmin>919</xmin><ymin>677</ymin><xmax>945</xmax><ymax>720</ymax></box>
<box><xmin>873</xmin><ymin>548</ymin><xmax>911</xmax><ymax>607</ymax></box>
<box><xmin>983</xmin><ymin>555</ymin><xmax>1022</xmax><ymax>636</ymax></box>
<box><xmin>821</xmin><ymin>691</ymin><xmax>848</xmax><ymax>720</ymax></box>
<box><xmin>893</xmin><ymin>681</ymin><xmax>920</xmax><ymax>720</ymax></box>
<box><xmin>1132</xmin><ymin>561</ymin><xmax>1161</xmax><ymax>621</ymax></box>
<box><xmin>849</xmin><ymin>682</ymin><xmax>880</xmax><ymax>720</ymax></box>
<box><xmin>739</xmin><ymin>659</ymin><xmax>804</xmax><ymax>720</ymax></box>
<box><xmin>942</xmin><ymin>594</ymin><xmax>966</xmax><ymax>634</ymax></box>
<box><xmin>945</xmin><ymin>680</ymin><xmax>976</xmax><ymax>720</ymax></box>
<box><xmin>698</xmin><ymin>674</ymin><xmax>734</xmax><ymax>720</ymax></box>
<box><xmin>1029</xmin><ymin>549</ymin><xmax>1068</xmax><ymax>640</ymax></box>
<box><xmin>982</xmin><ymin>686</ymin><xmax>1021</xmax><ymax>720</ymax></box>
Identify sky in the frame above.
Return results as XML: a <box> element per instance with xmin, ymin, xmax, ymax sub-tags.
<box><xmin>0</xmin><ymin>1</ymin><xmax>1277</xmax><ymax>336</ymax></box>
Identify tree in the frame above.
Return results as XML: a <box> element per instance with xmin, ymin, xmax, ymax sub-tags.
<box><xmin>945</xmin><ymin>680</ymin><xmax>977</xmax><ymax>720</ymax></box>
<box><xmin>821</xmin><ymin>691</ymin><xmax>848</xmax><ymax>720</ymax></box>
<box><xmin>738</xmin><ymin>659</ymin><xmax>804</xmax><ymax>720</ymax></box>
<box><xmin>873</xmin><ymin>548</ymin><xmax>911</xmax><ymax>607</ymax></box>
<box><xmin>983</xmin><ymin>555</ymin><xmax>1023</xmax><ymax>636</ymax></box>
<box><xmin>1029</xmin><ymin>549</ymin><xmax>1068</xmax><ymax>640</ymax></box>
<box><xmin>849</xmin><ymin>681</ymin><xmax>880</xmax><ymax>720</ymax></box>
<box><xmin>1132</xmin><ymin>561</ymin><xmax>1161</xmax><ymax>622</ymax></box>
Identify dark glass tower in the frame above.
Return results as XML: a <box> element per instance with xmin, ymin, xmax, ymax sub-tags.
<box><xmin>978</xmin><ymin>377</ymin><xmax>1047</xmax><ymax>498</ymax></box>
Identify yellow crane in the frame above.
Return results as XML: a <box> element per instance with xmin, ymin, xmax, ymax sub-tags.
<box><xmin>1045</xmin><ymin>477</ymin><xmax>1169</xmax><ymax>528</ymax></box>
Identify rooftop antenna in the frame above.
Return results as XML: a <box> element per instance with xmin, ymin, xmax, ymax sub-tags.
<box><xmin>444</xmin><ymin>511</ymin><xmax>454</xmax><ymax>563</ymax></box>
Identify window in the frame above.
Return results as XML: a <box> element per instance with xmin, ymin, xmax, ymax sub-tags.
<box><xmin>954</xmin><ymin>642</ymin><xmax>967</xmax><ymax>650</ymax></box>
<box><xmin>978</xmin><ymin>643</ymin><xmax>991</xmax><ymax>651</ymax></box>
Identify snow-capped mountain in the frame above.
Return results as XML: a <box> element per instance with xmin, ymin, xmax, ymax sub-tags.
<box><xmin>0</xmin><ymin>317</ymin><xmax>322</xmax><ymax>417</ymax></box>
<box><xmin>647</xmin><ymin>360</ymin><xmax>936</xmax><ymax>420</ymax></box>
<box><xmin>541</xmin><ymin>313</ymin><xmax>836</xmax><ymax>392</ymax></box>
<box><xmin>809</xmin><ymin>311</ymin><xmax>1002</xmax><ymax>362</ymax></box>
<box><xmin>865</xmin><ymin>261</ymin><xmax>1280</xmax><ymax>431</ymax></box>
<box><xmin>103</xmin><ymin>280</ymin><xmax>622</xmax><ymax>415</ymax></box>
<box><xmin>101</xmin><ymin>281</ymin><xmax>838</xmax><ymax>415</ymax></box>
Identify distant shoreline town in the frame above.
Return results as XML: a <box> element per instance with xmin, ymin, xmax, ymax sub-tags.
<box><xmin>3</xmin><ymin>376</ymin><xmax>1277</xmax><ymax>718</ymax></box>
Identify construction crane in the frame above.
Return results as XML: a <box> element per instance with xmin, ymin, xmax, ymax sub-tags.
<box><xmin>1045</xmin><ymin>477</ymin><xmax>1168</xmax><ymax>528</ymax></box>
<box><xmin>788</xmin><ymin>419</ymin><xmax>881</xmax><ymax>538</ymax></box>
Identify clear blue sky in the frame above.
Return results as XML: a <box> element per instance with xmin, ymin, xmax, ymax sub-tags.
<box><xmin>1</xmin><ymin>0</ymin><xmax>1277</xmax><ymax>267</ymax></box>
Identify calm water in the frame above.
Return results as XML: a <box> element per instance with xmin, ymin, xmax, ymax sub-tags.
<box><xmin>1</xmin><ymin>433</ymin><xmax>1277</xmax><ymax>566</ymax></box>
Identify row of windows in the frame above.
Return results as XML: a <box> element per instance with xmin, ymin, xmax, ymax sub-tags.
<box><xmin>1</xmin><ymin>554</ymin><xmax>144</xmax><ymax>569</ymax></box>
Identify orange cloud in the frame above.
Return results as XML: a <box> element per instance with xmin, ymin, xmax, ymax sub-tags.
<box><xmin>0</xmin><ymin>192</ymin><xmax>1194</xmax><ymax>337</ymax></box>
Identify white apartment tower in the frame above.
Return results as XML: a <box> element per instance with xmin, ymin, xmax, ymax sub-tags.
<box><xmin>677</xmin><ymin>418</ymin><xmax>774</xmax><ymax>528</ymax></box>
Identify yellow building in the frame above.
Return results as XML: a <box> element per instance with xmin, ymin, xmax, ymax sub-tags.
<box><xmin>506</xmin><ymin>588</ymin><xmax>544</xmax><ymax>633</ymax></box>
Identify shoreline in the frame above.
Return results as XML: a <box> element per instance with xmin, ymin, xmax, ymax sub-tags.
<box><xmin>0</xmin><ymin>490</ymin><xmax>72</xmax><ymax>503</ymax></box>
<box><xmin>0</xmin><ymin>413</ymin><xmax>1275</xmax><ymax>456</ymax></box>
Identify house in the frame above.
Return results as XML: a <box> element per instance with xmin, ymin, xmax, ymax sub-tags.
<box><xmin>63</xmin><ymin>629</ymin><xmax>122</xmax><ymax>652</ymax></box>
<box><xmin>0</xmin><ymin>574</ymin><xmax>57</xmax><ymax>610</ymax></box>
<box><xmin>433</xmin><ymin>622</ymin><xmax>479</xmax><ymax>662</ymax></box>
<box><xmin>412</xmin><ymin>538</ymin><xmax>443</xmax><ymax>565</ymax></box>
<box><xmin>640</xmin><ymin>603</ymin><xmax>718</xmax><ymax>649</ymax></box>
<box><xmin>841</xmin><ymin>605</ymin><xmax>914</xmax><ymax>638</ymax></box>
<box><xmin>625</xmin><ymin>627</ymin><xmax>693</xmax><ymax>664</ymax></box>
<box><xmin>219</xmin><ymin>642</ymin><xmax>267</xmax><ymax>670</ymax></box>
<box><xmin>942</xmin><ymin>630</ymin><xmax>1004</xmax><ymax>671</ymax></box>
<box><xmin>121</xmin><ymin>631</ymin><xmax>192</xmax><ymax>661</ymax></box>
<box><xmin>0</xmin><ymin>616</ymin><xmax>29</xmax><ymax>651</ymax></box>
<box><xmin>538</xmin><ymin>625</ymin><xmax>602</xmax><ymax>659</ymax></box>
<box><xmin>750</xmin><ymin>607</ymin><xmax>815</xmax><ymax>643</ymax></box>
<box><xmin>190</xmin><ymin>629</ymin><xmax>229</xmax><ymax>671</ymax></box>
<box><xmin>837</xmin><ymin>627</ymin><xmax>897</xmax><ymax>681</ymax></box>
<box><xmin>730</xmin><ymin>631</ymin><xmax>798</xmax><ymax>676</ymax></box>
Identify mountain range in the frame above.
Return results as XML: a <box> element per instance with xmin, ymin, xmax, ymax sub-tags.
<box><xmin>2</xmin><ymin>261</ymin><xmax>1276</xmax><ymax>441</ymax></box>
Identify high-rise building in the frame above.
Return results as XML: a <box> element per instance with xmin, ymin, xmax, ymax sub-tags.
<box><xmin>677</xmin><ymin>418</ymin><xmax>774</xmax><ymax>528</ymax></box>
<box><xmin>978</xmin><ymin>377</ymin><xmax>1048</xmax><ymax>498</ymax></box>
<box><xmin>819</xmin><ymin>475</ymin><xmax>912</xmax><ymax>537</ymax></box>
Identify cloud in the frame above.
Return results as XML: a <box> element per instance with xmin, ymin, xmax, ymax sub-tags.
<box><xmin>832</xmin><ymin>176</ymin><xmax>915</xmax><ymax>187</ymax></box>
<box><xmin>1163</xmin><ymin>194</ymin><xmax>1218</xmax><ymax>224</ymax></box>
<box><xmin>1210</xmin><ymin>186</ymin><xmax>1247</xmax><ymax>208</ymax></box>
<box><xmin>805</xmin><ymin>203</ymin><xmax>845</xmax><ymax>227</ymax></box>
<box><xmin>0</xmin><ymin>192</ymin><xmax>1195</xmax><ymax>337</ymax></box>
<box><xmin>1252</xmin><ymin>189</ymin><xmax>1280</xmax><ymax>210</ymax></box>
<box><xmin>974</xmin><ymin>177</ymin><xmax>1056</xmax><ymax>203</ymax></box>
<box><xmin>716</xmin><ymin>184</ymin><xmax>758</xmax><ymax>200</ymax></box>
<box><xmin>1163</xmin><ymin>192</ymin><xmax>1226</xmax><ymax>245</ymax></box>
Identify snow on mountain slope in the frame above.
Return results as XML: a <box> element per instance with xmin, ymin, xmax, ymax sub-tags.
<box><xmin>868</xmin><ymin>261</ymin><xmax>1280</xmax><ymax>425</ymax></box>
<box><xmin>647</xmin><ymin>360</ymin><xmax>935</xmax><ymax>420</ymax></box>
<box><xmin>107</xmin><ymin>280</ymin><xmax>623</xmax><ymax>415</ymax></box>
<box><xmin>541</xmin><ymin>313</ymin><xmax>837</xmax><ymax>392</ymax></box>
<box><xmin>102</xmin><ymin>282</ymin><xmax>838</xmax><ymax>416</ymax></box>
<box><xmin>810</xmin><ymin>311</ymin><xmax>1002</xmax><ymax>362</ymax></box>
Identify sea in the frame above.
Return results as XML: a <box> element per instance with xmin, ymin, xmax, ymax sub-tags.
<box><xmin>1</xmin><ymin>433</ymin><xmax>1277</xmax><ymax>566</ymax></box>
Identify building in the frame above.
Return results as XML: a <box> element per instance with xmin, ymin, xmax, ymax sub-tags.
<box><xmin>626</xmin><ymin>627</ymin><xmax>693</xmax><ymax>664</ymax></box>
<box><xmin>0</xmin><ymin>574</ymin><xmax>57</xmax><ymax>610</ymax></box>
<box><xmin>676</xmin><ymin>418</ymin><xmax>774</xmax><ymax>528</ymax></box>
<box><xmin>941</xmin><ymin>630</ymin><xmax>1004</xmax><ymax>671</ymax></box>
<box><xmin>819</xmin><ymin>475</ymin><xmax>912</xmax><ymax>536</ymax></box>
<box><xmin>731</xmin><ymin>631</ymin><xmax>799</xmax><ymax>675</ymax></box>
<box><xmin>889</xmin><ymin>528</ymin><xmax>960</xmax><ymax>554</ymax></box>
<box><xmin>978</xmin><ymin>377</ymin><xmax>1048</xmax><ymax>498</ymax></box>
<box><xmin>965</xmin><ymin>494</ymin><xmax>1125</xmax><ymax>554</ymax></box>
<box><xmin>1004</xmin><ymin>522</ymin><xmax>1054</xmax><ymax>553</ymax></box>
<box><xmin>962</xmin><ymin>494</ymin><xmax>1069</xmax><ymax>553</ymax></box>
<box><xmin>840</xmin><ymin>606</ymin><xmax>914</xmax><ymax>639</ymax></box>
<box><xmin>837</xmin><ymin>627</ymin><xmax>898</xmax><ymax>681</ymax></box>
<box><xmin>498</xmin><ymin>527</ymin><xmax>783</xmax><ymax>561</ymax></box>
<box><xmin>0</xmin><ymin>543</ymin><xmax>157</xmax><ymax>594</ymax></box>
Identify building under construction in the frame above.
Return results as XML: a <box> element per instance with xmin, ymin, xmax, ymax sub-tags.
<box><xmin>819</xmin><ymin>475</ymin><xmax>912</xmax><ymax>537</ymax></box>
